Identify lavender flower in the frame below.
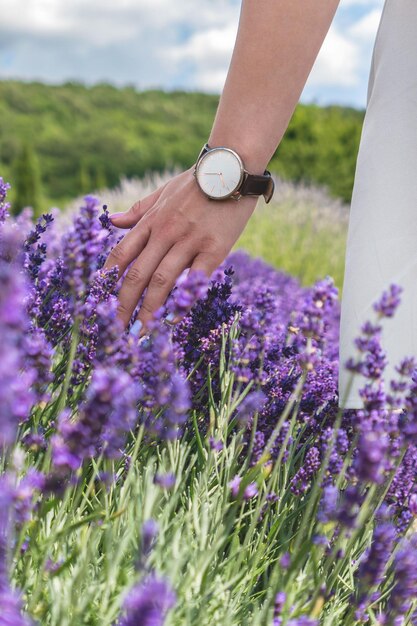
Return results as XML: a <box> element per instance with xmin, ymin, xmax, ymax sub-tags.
<box><xmin>52</xmin><ymin>366</ymin><xmax>141</xmax><ymax>471</ymax></box>
<box><xmin>243</xmin><ymin>483</ymin><xmax>258</xmax><ymax>500</ymax></box>
<box><xmin>273</xmin><ymin>591</ymin><xmax>286</xmax><ymax>626</ymax></box>
<box><xmin>165</xmin><ymin>268</ymin><xmax>209</xmax><ymax>321</ymax></box>
<box><xmin>386</xmin><ymin>534</ymin><xmax>417</xmax><ymax>623</ymax></box>
<box><xmin>317</xmin><ymin>485</ymin><xmax>339</xmax><ymax>524</ymax></box>
<box><xmin>355</xmin><ymin>431</ymin><xmax>389</xmax><ymax>485</ymax></box>
<box><xmin>0</xmin><ymin>590</ymin><xmax>32</xmax><ymax>626</ymax></box>
<box><xmin>280</xmin><ymin>552</ymin><xmax>291</xmax><ymax>569</ymax></box>
<box><xmin>290</xmin><ymin>447</ymin><xmax>321</xmax><ymax>496</ymax></box>
<box><xmin>0</xmin><ymin>478</ymin><xmax>32</xmax><ymax>626</ymax></box>
<box><xmin>272</xmin><ymin>590</ymin><xmax>318</xmax><ymax>626</ymax></box>
<box><xmin>228</xmin><ymin>476</ymin><xmax>242</xmax><ymax>498</ymax></box>
<box><xmin>12</xmin><ymin>469</ymin><xmax>46</xmax><ymax>525</ymax></box>
<box><xmin>296</xmin><ymin>275</ymin><xmax>338</xmax><ymax>344</ymax></box>
<box><xmin>24</xmin><ymin>213</ymin><xmax>54</xmax><ymax>280</ymax></box>
<box><xmin>133</xmin><ymin>312</ymin><xmax>191</xmax><ymax>439</ymax></box>
<box><xmin>154</xmin><ymin>473</ymin><xmax>176</xmax><ymax>490</ymax></box>
<box><xmin>118</xmin><ymin>575</ymin><xmax>176</xmax><ymax>626</ymax></box>
<box><xmin>209</xmin><ymin>437</ymin><xmax>223</xmax><ymax>452</ymax></box>
<box><xmin>236</xmin><ymin>390</ymin><xmax>266</xmax><ymax>425</ymax></box>
<box><xmin>172</xmin><ymin>267</ymin><xmax>241</xmax><ymax>408</ymax></box>
<box><xmin>0</xmin><ymin>178</ymin><xmax>11</xmax><ymax>223</ymax></box>
<box><xmin>356</xmin><ymin>517</ymin><xmax>396</xmax><ymax>611</ymax></box>
<box><xmin>141</xmin><ymin>520</ymin><xmax>159</xmax><ymax>558</ymax></box>
<box><xmin>409</xmin><ymin>493</ymin><xmax>417</xmax><ymax>516</ymax></box>
<box><xmin>0</xmin><ymin>223</ymin><xmax>36</xmax><ymax>444</ymax></box>
<box><xmin>373</xmin><ymin>284</ymin><xmax>403</xmax><ymax>318</ymax></box>
<box><xmin>61</xmin><ymin>195</ymin><xmax>110</xmax><ymax>306</ymax></box>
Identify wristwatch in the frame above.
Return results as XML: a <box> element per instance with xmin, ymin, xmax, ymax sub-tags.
<box><xmin>193</xmin><ymin>143</ymin><xmax>275</xmax><ymax>203</ymax></box>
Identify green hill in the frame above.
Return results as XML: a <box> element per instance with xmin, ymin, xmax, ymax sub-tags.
<box><xmin>0</xmin><ymin>80</ymin><xmax>364</xmax><ymax>210</ymax></box>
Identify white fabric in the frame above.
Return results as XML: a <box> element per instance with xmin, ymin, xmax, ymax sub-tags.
<box><xmin>338</xmin><ymin>0</ymin><xmax>417</xmax><ymax>408</ymax></box>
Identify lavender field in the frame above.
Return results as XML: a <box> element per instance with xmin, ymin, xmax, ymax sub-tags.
<box><xmin>2</xmin><ymin>175</ymin><xmax>417</xmax><ymax>626</ymax></box>
<box><xmin>67</xmin><ymin>172</ymin><xmax>349</xmax><ymax>291</ymax></box>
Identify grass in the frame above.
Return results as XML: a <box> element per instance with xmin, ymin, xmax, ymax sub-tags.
<box><xmin>236</xmin><ymin>177</ymin><xmax>348</xmax><ymax>294</ymax></box>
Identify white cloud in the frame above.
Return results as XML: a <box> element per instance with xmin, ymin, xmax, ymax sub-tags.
<box><xmin>0</xmin><ymin>0</ymin><xmax>385</xmax><ymax>107</ymax></box>
<box><xmin>303</xmin><ymin>0</ymin><xmax>383</xmax><ymax>101</ymax></box>
<box><xmin>307</xmin><ymin>28</ymin><xmax>361</xmax><ymax>88</ymax></box>
<box><xmin>0</xmin><ymin>0</ymin><xmax>239</xmax><ymax>41</ymax></box>
<box><xmin>167</xmin><ymin>22</ymin><xmax>238</xmax><ymax>92</ymax></box>
<box><xmin>348</xmin><ymin>8</ymin><xmax>383</xmax><ymax>41</ymax></box>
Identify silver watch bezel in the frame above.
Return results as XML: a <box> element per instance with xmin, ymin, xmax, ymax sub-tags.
<box><xmin>194</xmin><ymin>146</ymin><xmax>246</xmax><ymax>201</ymax></box>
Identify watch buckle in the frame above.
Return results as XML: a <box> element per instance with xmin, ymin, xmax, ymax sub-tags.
<box><xmin>230</xmin><ymin>190</ymin><xmax>242</xmax><ymax>201</ymax></box>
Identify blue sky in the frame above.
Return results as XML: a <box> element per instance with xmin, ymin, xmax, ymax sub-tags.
<box><xmin>0</xmin><ymin>0</ymin><xmax>384</xmax><ymax>109</ymax></box>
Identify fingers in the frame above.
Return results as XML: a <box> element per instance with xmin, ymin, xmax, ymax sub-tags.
<box><xmin>109</xmin><ymin>184</ymin><xmax>167</xmax><ymax>229</ymax></box>
<box><xmin>103</xmin><ymin>220</ymin><xmax>151</xmax><ymax>278</ymax></box>
<box><xmin>189</xmin><ymin>252</ymin><xmax>221</xmax><ymax>277</ymax></box>
<box><xmin>116</xmin><ymin>234</ymin><xmax>174</xmax><ymax>327</ymax></box>
<box><xmin>135</xmin><ymin>244</ymin><xmax>195</xmax><ymax>331</ymax></box>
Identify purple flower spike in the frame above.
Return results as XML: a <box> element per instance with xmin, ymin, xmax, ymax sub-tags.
<box><xmin>317</xmin><ymin>485</ymin><xmax>339</xmax><ymax>524</ymax></box>
<box><xmin>52</xmin><ymin>366</ymin><xmax>141</xmax><ymax>472</ymax></box>
<box><xmin>243</xmin><ymin>482</ymin><xmax>258</xmax><ymax>500</ymax></box>
<box><xmin>290</xmin><ymin>447</ymin><xmax>321</xmax><ymax>496</ymax></box>
<box><xmin>0</xmin><ymin>177</ymin><xmax>11</xmax><ymax>223</ymax></box>
<box><xmin>386</xmin><ymin>534</ymin><xmax>417</xmax><ymax>623</ymax></box>
<box><xmin>280</xmin><ymin>552</ymin><xmax>291</xmax><ymax>569</ymax></box>
<box><xmin>228</xmin><ymin>476</ymin><xmax>242</xmax><ymax>498</ymax></box>
<box><xmin>356</xmin><ymin>519</ymin><xmax>395</xmax><ymax>609</ymax></box>
<box><xmin>166</xmin><ymin>269</ymin><xmax>209</xmax><ymax>321</ymax></box>
<box><xmin>409</xmin><ymin>494</ymin><xmax>417</xmax><ymax>516</ymax></box>
<box><xmin>118</xmin><ymin>575</ymin><xmax>176</xmax><ymax>626</ymax></box>
<box><xmin>0</xmin><ymin>222</ymin><xmax>36</xmax><ymax>444</ymax></box>
<box><xmin>236</xmin><ymin>390</ymin><xmax>266</xmax><ymax>425</ymax></box>
<box><xmin>0</xmin><ymin>477</ymin><xmax>32</xmax><ymax>626</ymax></box>
<box><xmin>0</xmin><ymin>590</ymin><xmax>32</xmax><ymax>626</ymax></box>
<box><xmin>273</xmin><ymin>591</ymin><xmax>286</xmax><ymax>626</ymax></box>
<box><xmin>141</xmin><ymin>519</ymin><xmax>159</xmax><ymax>557</ymax></box>
<box><xmin>355</xmin><ymin>431</ymin><xmax>388</xmax><ymax>485</ymax></box>
<box><xmin>209</xmin><ymin>437</ymin><xmax>223</xmax><ymax>452</ymax></box>
<box><xmin>154</xmin><ymin>473</ymin><xmax>176</xmax><ymax>490</ymax></box>
<box><xmin>373</xmin><ymin>284</ymin><xmax>403</xmax><ymax>318</ymax></box>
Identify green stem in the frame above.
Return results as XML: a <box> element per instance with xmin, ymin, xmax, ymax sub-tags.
<box><xmin>56</xmin><ymin>321</ymin><xmax>79</xmax><ymax>415</ymax></box>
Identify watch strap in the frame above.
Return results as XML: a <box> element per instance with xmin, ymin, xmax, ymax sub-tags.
<box><xmin>240</xmin><ymin>171</ymin><xmax>275</xmax><ymax>204</ymax></box>
<box><xmin>200</xmin><ymin>143</ymin><xmax>274</xmax><ymax>203</ymax></box>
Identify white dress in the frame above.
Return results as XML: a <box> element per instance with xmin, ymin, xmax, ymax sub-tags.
<box><xmin>338</xmin><ymin>0</ymin><xmax>417</xmax><ymax>409</ymax></box>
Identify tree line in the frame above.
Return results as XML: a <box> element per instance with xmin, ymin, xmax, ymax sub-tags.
<box><xmin>0</xmin><ymin>80</ymin><xmax>364</xmax><ymax>215</ymax></box>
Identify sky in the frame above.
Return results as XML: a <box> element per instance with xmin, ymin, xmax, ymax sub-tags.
<box><xmin>0</xmin><ymin>0</ymin><xmax>385</xmax><ymax>109</ymax></box>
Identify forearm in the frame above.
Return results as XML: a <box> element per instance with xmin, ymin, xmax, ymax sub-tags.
<box><xmin>208</xmin><ymin>0</ymin><xmax>341</xmax><ymax>173</ymax></box>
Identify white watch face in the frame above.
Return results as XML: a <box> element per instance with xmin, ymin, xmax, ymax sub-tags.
<box><xmin>196</xmin><ymin>147</ymin><xmax>244</xmax><ymax>199</ymax></box>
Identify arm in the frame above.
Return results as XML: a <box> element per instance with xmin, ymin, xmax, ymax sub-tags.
<box><xmin>105</xmin><ymin>0</ymin><xmax>340</xmax><ymax>333</ymax></box>
<box><xmin>209</xmin><ymin>0</ymin><xmax>341</xmax><ymax>174</ymax></box>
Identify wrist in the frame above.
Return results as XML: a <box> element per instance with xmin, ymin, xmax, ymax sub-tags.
<box><xmin>207</xmin><ymin>133</ymin><xmax>270</xmax><ymax>176</ymax></box>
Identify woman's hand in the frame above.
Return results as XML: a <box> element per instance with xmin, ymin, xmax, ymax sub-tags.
<box><xmin>103</xmin><ymin>166</ymin><xmax>257</xmax><ymax>332</ymax></box>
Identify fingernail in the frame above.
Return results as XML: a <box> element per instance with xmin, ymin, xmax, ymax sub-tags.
<box><xmin>129</xmin><ymin>319</ymin><xmax>143</xmax><ymax>336</ymax></box>
<box><xmin>138</xmin><ymin>335</ymin><xmax>150</xmax><ymax>347</ymax></box>
<box><xmin>109</xmin><ymin>212</ymin><xmax>124</xmax><ymax>222</ymax></box>
<box><xmin>165</xmin><ymin>312</ymin><xmax>182</xmax><ymax>325</ymax></box>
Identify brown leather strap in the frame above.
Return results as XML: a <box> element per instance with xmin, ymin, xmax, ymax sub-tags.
<box><xmin>240</xmin><ymin>171</ymin><xmax>275</xmax><ymax>203</ymax></box>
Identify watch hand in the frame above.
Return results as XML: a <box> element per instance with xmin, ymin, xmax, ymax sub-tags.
<box><xmin>219</xmin><ymin>173</ymin><xmax>226</xmax><ymax>188</ymax></box>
